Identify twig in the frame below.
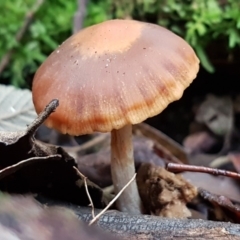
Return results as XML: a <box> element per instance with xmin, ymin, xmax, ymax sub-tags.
<box><xmin>63</xmin><ymin>133</ymin><xmax>109</xmax><ymax>154</ymax></box>
<box><xmin>166</xmin><ymin>163</ymin><xmax>240</xmax><ymax>179</ymax></box>
<box><xmin>0</xmin><ymin>0</ymin><xmax>45</xmax><ymax>74</ymax></box>
<box><xmin>89</xmin><ymin>173</ymin><xmax>137</xmax><ymax>226</ymax></box>
<box><xmin>26</xmin><ymin>99</ymin><xmax>59</xmax><ymax>136</ymax></box>
<box><xmin>73</xmin><ymin>0</ymin><xmax>88</xmax><ymax>33</ymax></box>
<box><xmin>0</xmin><ymin>154</ymin><xmax>61</xmax><ymax>180</ymax></box>
<box><xmin>73</xmin><ymin>166</ymin><xmax>95</xmax><ymax>218</ymax></box>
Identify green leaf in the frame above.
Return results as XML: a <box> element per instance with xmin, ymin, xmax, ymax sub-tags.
<box><xmin>195</xmin><ymin>45</ymin><xmax>214</xmax><ymax>73</ymax></box>
<box><xmin>228</xmin><ymin>29</ymin><xmax>240</xmax><ymax>48</ymax></box>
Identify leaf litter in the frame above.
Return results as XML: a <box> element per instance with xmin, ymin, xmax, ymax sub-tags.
<box><xmin>0</xmin><ymin>98</ymin><xmax>109</xmax><ymax>208</ymax></box>
<box><xmin>1</xmin><ymin>85</ymin><xmax>240</xmax><ymax>238</ymax></box>
<box><xmin>0</xmin><ymin>84</ymin><xmax>37</xmax><ymax>131</ymax></box>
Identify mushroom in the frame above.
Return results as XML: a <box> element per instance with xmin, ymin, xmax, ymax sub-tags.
<box><xmin>32</xmin><ymin>19</ymin><xmax>199</xmax><ymax>214</ymax></box>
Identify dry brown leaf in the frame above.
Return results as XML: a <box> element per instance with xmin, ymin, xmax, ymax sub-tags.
<box><xmin>133</xmin><ymin>123</ymin><xmax>188</xmax><ymax>163</ymax></box>
<box><xmin>195</xmin><ymin>94</ymin><xmax>233</xmax><ymax>137</ymax></box>
<box><xmin>183</xmin><ymin>172</ymin><xmax>240</xmax><ymax>203</ymax></box>
<box><xmin>183</xmin><ymin>131</ymin><xmax>218</xmax><ymax>154</ymax></box>
<box><xmin>199</xmin><ymin>188</ymin><xmax>240</xmax><ymax>223</ymax></box>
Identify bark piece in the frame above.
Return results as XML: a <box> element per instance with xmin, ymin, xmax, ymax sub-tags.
<box><xmin>74</xmin><ymin>206</ymin><xmax>240</xmax><ymax>240</ymax></box>
<box><xmin>137</xmin><ymin>163</ymin><xmax>197</xmax><ymax>218</ymax></box>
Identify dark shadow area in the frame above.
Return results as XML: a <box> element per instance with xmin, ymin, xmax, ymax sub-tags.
<box><xmin>146</xmin><ymin>58</ymin><xmax>240</xmax><ymax>143</ymax></box>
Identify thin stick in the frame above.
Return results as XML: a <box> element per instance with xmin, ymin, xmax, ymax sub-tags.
<box><xmin>0</xmin><ymin>0</ymin><xmax>45</xmax><ymax>74</ymax></box>
<box><xmin>26</xmin><ymin>99</ymin><xmax>59</xmax><ymax>136</ymax></box>
<box><xmin>73</xmin><ymin>0</ymin><xmax>88</xmax><ymax>33</ymax></box>
<box><xmin>89</xmin><ymin>173</ymin><xmax>137</xmax><ymax>226</ymax></box>
<box><xmin>73</xmin><ymin>166</ymin><xmax>95</xmax><ymax>218</ymax></box>
<box><xmin>0</xmin><ymin>154</ymin><xmax>61</xmax><ymax>180</ymax></box>
<box><xmin>166</xmin><ymin>163</ymin><xmax>240</xmax><ymax>180</ymax></box>
<box><xmin>63</xmin><ymin>133</ymin><xmax>109</xmax><ymax>154</ymax></box>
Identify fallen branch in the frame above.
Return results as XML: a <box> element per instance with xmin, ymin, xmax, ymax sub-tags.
<box><xmin>71</xmin><ymin>206</ymin><xmax>240</xmax><ymax>239</ymax></box>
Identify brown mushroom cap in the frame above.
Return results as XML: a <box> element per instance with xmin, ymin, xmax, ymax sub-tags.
<box><xmin>32</xmin><ymin>19</ymin><xmax>199</xmax><ymax>135</ymax></box>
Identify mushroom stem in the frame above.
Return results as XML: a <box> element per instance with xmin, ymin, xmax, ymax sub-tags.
<box><xmin>111</xmin><ymin>124</ymin><xmax>142</xmax><ymax>214</ymax></box>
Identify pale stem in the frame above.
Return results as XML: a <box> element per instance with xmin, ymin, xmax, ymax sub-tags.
<box><xmin>111</xmin><ymin>124</ymin><xmax>142</xmax><ymax>214</ymax></box>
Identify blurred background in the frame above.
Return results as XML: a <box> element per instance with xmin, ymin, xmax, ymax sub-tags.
<box><xmin>1</xmin><ymin>0</ymin><xmax>240</xmax><ymax>147</ymax></box>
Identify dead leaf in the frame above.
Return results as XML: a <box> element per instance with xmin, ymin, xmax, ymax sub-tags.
<box><xmin>182</xmin><ymin>172</ymin><xmax>240</xmax><ymax>203</ymax></box>
<box><xmin>133</xmin><ymin>123</ymin><xmax>188</xmax><ymax>163</ymax></box>
<box><xmin>199</xmin><ymin>188</ymin><xmax>240</xmax><ymax>223</ymax></box>
<box><xmin>0</xmin><ymin>84</ymin><xmax>37</xmax><ymax>131</ymax></box>
<box><xmin>0</xmin><ymin>99</ymin><xmax>59</xmax><ymax>167</ymax></box>
<box><xmin>195</xmin><ymin>94</ymin><xmax>233</xmax><ymax>137</ymax></box>
<box><xmin>0</xmin><ymin>100</ymin><xmax>108</xmax><ymax>208</ymax></box>
<box><xmin>183</xmin><ymin>131</ymin><xmax>218</xmax><ymax>154</ymax></box>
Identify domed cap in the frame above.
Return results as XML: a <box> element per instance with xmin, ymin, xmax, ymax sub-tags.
<box><xmin>32</xmin><ymin>19</ymin><xmax>199</xmax><ymax>135</ymax></box>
